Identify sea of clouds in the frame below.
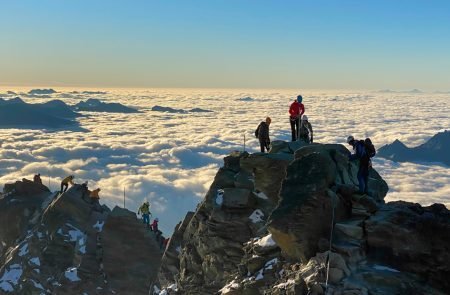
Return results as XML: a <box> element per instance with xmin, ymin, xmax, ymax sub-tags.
<box><xmin>0</xmin><ymin>88</ymin><xmax>448</xmax><ymax>234</ymax></box>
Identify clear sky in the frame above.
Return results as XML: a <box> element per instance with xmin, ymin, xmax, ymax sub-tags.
<box><xmin>1</xmin><ymin>0</ymin><xmax>449</xmax><ymax>90</ymax></box>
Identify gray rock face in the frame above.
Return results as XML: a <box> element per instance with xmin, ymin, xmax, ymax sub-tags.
<box><xmin>155</xmin><ymin>141</ymin><xmax>448</xmax><ymax>295</ymax></box>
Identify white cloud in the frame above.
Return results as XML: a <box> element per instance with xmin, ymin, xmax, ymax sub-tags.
<box><xmin>0</xmin><ymin>88</ymin><xmax>448</xmax><ymax>233</ymax></box>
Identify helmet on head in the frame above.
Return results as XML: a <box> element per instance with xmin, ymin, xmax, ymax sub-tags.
<box><xmin>297</xmin><ymin>95</ymin><xmax>303</xmax><ymax>103</ymax></box>
<box><xmin>266</xmin><ymin>117</ymin><xmax>272</xmax><ymax>123</ymax></box>
<box><xmin>302</xmin><ymin>115</ymin><xmax>308</xmax><ymax>121</ymax></box>
<box><xmin>70</xmin><ymin>175</ymin><xmax>74</xmax><ymax>179</ymax></box>
<box><xmin>347</xmin><ymin>136</ymin><xmax>355</xmax><ymax>144</ymax></box>
<box><xmin>155</xmin><ymin>218</ymin><xmax>159</xmax><ymax>222</ymax></box>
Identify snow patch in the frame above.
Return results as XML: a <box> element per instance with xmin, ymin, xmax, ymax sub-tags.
<box><xmin>248</xmin><ymin>209</ymin><xmax>264</xmax><ymax>223</ymax></box>
<box><xmin>274</xmin><ymin>279</ymin><xmax>296</xmax><ymax>289</ymax></box>
<box><xmin>373</xmin><ymin>264</ymin><xmax>400</xmax><ymax>273</ymax></box>
<box><xmin>93</xmin><ymin>221</ymin><xmax>105</xmax><ymax>232</ymax></box>
<box><xmin>219</xmin><ymin>279</ymin><xmax>240</xmax><ymax>293</ymax></box>
<box><xmin>255</xmin><ymin>234</ymin><xmax>276</xmax><ymax>247</ymax></box>
<box><xmin>30</xmin><ymin>279</ymin><xmax>44</xmax><ymax>290</ymax></box>
<box><xmin>216</xmin><ymin>189</ymin><xmax>224</xmax><ymax>206</ymax></box>
<box><xmin>64</xmin><ymin>267</ymin><xmax>81</xmax><ymax>282</ymax></box>
<box><xmin>254</xmin><ymin>191</ymin><xmax>268</xmax><ymax>200</ymax></box>
<box><xmin>18</xmin><ymin>243</ymin><xmax>29</xmax><ymax>257</ymax></box>
<box><xmin>0</xmin><ymin>264</ymin><xmax>23</xmax><ymax>292</ymax></box>
<box><xmin>29</xmin><ymin>257</ymin><xmax>40</xmax><ymax>266</ymax></box>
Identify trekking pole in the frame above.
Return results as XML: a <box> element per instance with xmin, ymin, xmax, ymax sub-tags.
<box><xmin>244</xmin><ymin>134</ymin><xmax>246</xmax><ymax>152</ymax></box>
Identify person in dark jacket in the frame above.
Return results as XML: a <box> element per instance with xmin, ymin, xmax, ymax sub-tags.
<box><xmin>255</xmin><ymin>117</ymin><xmax>271</xmax><ymax>153</ymax></box>
<box><xmin>299</xmin><ymin>115</ymin><xmax>313</xmax><ymax>143</ymax></box>
<box><xmin>289</xmin><ymin>95</ymin><xmax>305</xmax><ymax>141</ymax></box>
<box><xmin>347</xmin><ymin>136</ymin><xmax>369</xmax><ymax>195</ymax></box>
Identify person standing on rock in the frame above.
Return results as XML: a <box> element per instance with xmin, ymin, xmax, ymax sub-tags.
<box><xmin>89</xmin><ymin>188</ymin><xmax>104</xmax><ymax>213</ymax></box>
<box><xmin>299</xmin><ymin>115</ymin><xmax>313</xmax><ymax>143</ymax></box>
<box><xmin>151</xmin><ymin>218</ymin><xmax>159</xmax><ymax>232</ymax></box>
<box><xmin>255</xmin><ymin>117</ymin><xmax>272</xmax><ymax>153</ymax></box>
<box><xmin>138</xmin><ymin>201</ymin><xmax>152</xmax><ymax>228</ymax></box>
<box><xmin>347</xmin><ymin>136</ymin><xmax>369</xmax><ymax>195</ymax></box>
<box><xmin>60</xmin><ymin>175</ymin><xmax>75</xmax><ymax>193</ymax></box>
<box><xmin>289</xmin><ymin>95</ymin><xmax>305</xmax><ymax>141</ymax></box>
<box><xmin>33</xmin><ymin>173</ymin><xmax>42</xmax><ymax>185</ymax></box>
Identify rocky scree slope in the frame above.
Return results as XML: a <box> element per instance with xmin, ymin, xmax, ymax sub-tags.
<box><xmin>154</xmin><ymin>140</ymin><xmax>450</xmax><ymax>295</ymax></box>
<box><xmin>0</xmin><ymin>180</ymin><xmax>162</xmax><ymax>294</ymax></box>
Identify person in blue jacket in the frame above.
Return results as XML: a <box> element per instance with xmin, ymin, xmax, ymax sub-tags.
<box><xmin>347</xmin><ymin>135</ymin><xmax>370</xmax><ymax>195</ymax></box>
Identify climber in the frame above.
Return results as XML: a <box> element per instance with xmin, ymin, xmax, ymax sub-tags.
<box><xmin>89</xmin><ymin>188</ymin><xmax>104</xmax><ymax>213</ymax></box>
<box><xmin>33</xmin><ymin>173</ymin><xmax>42</xmax><ymax>185</ymax></box>
<box><xmin>60</xmin><ymin>175</ymin><xmax>75</xmax><ymax>193</ymax></box>
<box><xmin>151</xmin><ymin>218</ymin><xmax>159</xmax><ymax>232</ymax></box>
<box><xmin>80</xmin><ymin>181</ymin><xmax>89</xmax><ymax>201</ymax></box>
<box><xmin>347</xmin><ymin>136</ymin><xmax>369</xmax><ymax>195</ymax></box>
<box><xmin>289</xmin><ymin>95</ymin><xmax>305</xmax><ymax>141</ymax></box>
<box><xmin>255</xmin><ymin>117</ymin><xmax>271</xmax><ymax>153</ymax></box>
<box><xmin>138</xmin><ymin>201</ymin><xmax>152</xmax><ymax>228</ymax></box>
<box><xmin>298</xmin><ymin>115</ymin><xmax>314</xmax><ymax>144</ymax></box>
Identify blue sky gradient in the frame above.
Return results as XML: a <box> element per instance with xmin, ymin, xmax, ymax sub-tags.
<box><xmin>1</xmin><ymin>0</ymin><xmax>449</xmax><ymax>89</ymax></box>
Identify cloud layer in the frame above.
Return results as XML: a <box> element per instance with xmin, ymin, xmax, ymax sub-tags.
<box><xmin>0</xmin><ymin>88</ymin><xmax>449</xmax><ymax>233</ymax></box>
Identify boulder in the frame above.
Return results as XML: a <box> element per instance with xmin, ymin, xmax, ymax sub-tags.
<box><xmin>365</xmin><ymin>201</ymin><xmax>450</xmax><ymax>290</ymax></box>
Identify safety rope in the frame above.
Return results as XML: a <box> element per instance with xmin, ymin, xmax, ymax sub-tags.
<box><xmin>325</xmin><ymin>193</ymin><xmax>336</xmax><ymax>293</ymax></box>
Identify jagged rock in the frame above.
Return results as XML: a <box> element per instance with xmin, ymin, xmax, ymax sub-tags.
<box><xmin>3</xmin><ymin>178</ymin><xmax>50</xmax><ymax>196</ymax></box>
<box><xmin>268</xmin><ymin>144</ymin><xmax>388</xmax><ymax>262</ymax></box>
<box><xmin>365</xmin><ymin>201</ymin><xmax>450</xmax><ymax>290</ymax></box>
<box><xmin>0</xmin><ymin>183</ymin><xmax>162</xmax><ymax>294</ymax></box>
<box><xmin>240</xmin><ymin>153</ymin><xmax>291</xmax><ymax>203</ymax></box>
<box><xmin>222</xmin><ymin>188</ymin><xmax>255</xmax><ymax>209</ymax></box>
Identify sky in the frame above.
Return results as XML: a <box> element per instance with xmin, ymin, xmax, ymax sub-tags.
<box><xmin>0</xmin><ymin>0</ymin><xmax>449</xmax><ymax>89</ymax></box>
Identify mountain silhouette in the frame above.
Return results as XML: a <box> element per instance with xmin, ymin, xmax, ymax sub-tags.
<box><xmin>378</xmin><ymin>130</ymin><xmax>450</xmax><ymax>166</ymax></box>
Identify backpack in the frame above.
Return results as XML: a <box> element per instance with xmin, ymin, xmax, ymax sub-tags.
<box><xmin>255</xmin><ymin>123</ymin><xmax>261</xmax><ymax>138</ymax></box>
<box><xmin>363</xmin><ymin>138</ymin><xmax>376</xmax><ymax>158</ymax></box>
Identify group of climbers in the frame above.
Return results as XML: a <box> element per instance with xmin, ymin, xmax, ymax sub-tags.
<box><xmin>255</xmin><ymin>93</ymin><xmax>376</xmax><ymax>197</ymax></box>
<box><xmin>255</xmin><ymin>95</ymin><xmax>313</xmax><ymax>153</ymax></box>
<box><xmin>137</xmin><ymin>200</ymin><xmax>170</xmax><ymax>249</ymax></box>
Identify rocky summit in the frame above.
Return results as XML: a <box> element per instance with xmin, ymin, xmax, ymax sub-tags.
<box><xmin>0</xmin><ymin>179</ymin><xmax>163</xmax><ymax>294</ymax></box>
<box><xmin>154</xmin><ymin>140</ymin><xmax>450</xmax><ymax>295</ymax></box>
<box><xmin>1</xmin><ymin>140</ymin><xmax>449</xmax><ymax>295</ymax></box>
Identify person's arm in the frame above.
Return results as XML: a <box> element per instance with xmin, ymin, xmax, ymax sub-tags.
<box><xmin>299</xmin><ymin>104</ymin><xmax>305</xmax><ymax>116</ymax></box>
<box><xmin>349</xmin><ymin>144</ymin><xmax>362</xmax><ymax>161</ymax></box>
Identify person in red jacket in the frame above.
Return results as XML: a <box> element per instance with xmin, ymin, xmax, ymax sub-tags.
<box><xmin>289</xmin><ymin>95</ymin><xmax>305</xmax><ymax>141</ymax></box>
<box><xmin>151</xmin><ymin>218</ymin><xmax>159</xmax><ymax>232</ymax></box>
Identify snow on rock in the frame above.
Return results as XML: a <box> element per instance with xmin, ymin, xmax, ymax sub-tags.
<box><xmin>373</xmin><ymin>264</ymin><xmax>400</xmax><ymax>273</ymax></box>
<box><xmin>31</xmin><ymin>279</ymin><xmax>44</xmax><ymax>290</ymax></box>
<box><xmin>64</xmin><ymin>267</ymin><xmax>81</xmax><ymax>282</ymax></box>
<box><xmin>29</xmin><ymin>257</ymin><xmax>41</xmax><ymax>266</ymax></box>
<box><xmin>264</xmin><ymin>258</ymin><xmax>278</xmax><ymax>270</ymax></box>
<box><xmin>255</xmin><ymin>234</ymin><xmax>276</xmax><ymax>247</ymax></box>
<box><xmin>219</xmin><ymin>279</ymin><xmax>240</xmax><ymax>294</ymax></box>
<box><xmin>216</xmin><ymin>189</ymin><xmax>224</xmax><ymax>206</ymax></box>
<box><xmin>0</xmin><ymin>264</ymin><xmax>23</xmax><ymax>292</ymax></box>
<box><xmin>93</xmin><ymin>220</ymin><xmax>105</xmax><ymax>232</ymax></box>
<box><xmin>248</xmin><ymin>209</ymin><xmax>264</xmax><ymax>223</ymax></box>
<box><xmin>274</xmin><ymin>279</ymin><xmax>296</xmax><ymax>289</ymax></box>
<box><xmin>18</xmin><ymin>243</ymin><xmax>29</xmax><ymax>257</ymax></box>
<box><xmin>253</xmin><ymin>191</ymin><xmax>268</xmax><ymax>200</ymax></box>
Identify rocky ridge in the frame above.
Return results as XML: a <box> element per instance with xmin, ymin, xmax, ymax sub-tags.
<box><xmin>0</xmin><ymin>180</ymin><xmax>163</xmax><ymax>294</ymax></box>
<box><xmin>154</xmin><ymin>140</ymin><xmax>450</xmax><ymax>295</ymax></box>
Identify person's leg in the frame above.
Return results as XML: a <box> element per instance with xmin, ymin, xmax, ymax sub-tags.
<box><xmin>60</xmin><ymin>183</ymin><xmax>64</xmax><ymax>193</ymax></box>
<box><xmin>259</xmin><ymin>140</ymin><xmax>265</xmax><ymax>153</ymax></box>
<box><xmin>363</xmin><ymin>168</ymin><xmax>369</xmax><ymax>195</ymax></box>
<box><xmin>290</xmin><ymin>119</ymin><xmax>296</xmax><ymax>141</ymax></box>
<box><xmin>143</xmin><ymin>214</ymin><xmax>149</xmax><ymax>225</ymax></box>
<box><xmin>357</xmin><ymin>168</ymin><xmax>365</xmax><ymax>194</ymax></box>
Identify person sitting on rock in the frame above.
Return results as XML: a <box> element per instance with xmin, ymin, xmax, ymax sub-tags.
<box><xmin>33</xmin><ymin>173</ymin><xmax>42</xmax><ymax>185</ymax></box>
<box><xmin>289</xmin><ymin>95</ymin><xmax>305</xmax><ymax>141</ymax></box>
<box><xmin>255</xmin><ymin>117</ymin><xmax>271</xmax><ymax>153</ymax></box>
<box><xmin>151</xmin><ymin>218</ymin><xmax>159</xmax><ymax>232</ymax></box>
<box><xmin>299</xmin><ymin>115</ymin><xmax>313</xmax><ymax>144</ymax></box>
<box><xmin>347</xmin><ymin>135</ymin><xmax>369</xmax><ymax>195</ymax></box>
<box><xmin>60</xmin><ymin>175</ymin><xmax>75</xmax><ymax>193</ymax></box>
<box><xmin>138</xmin><ymin>201</ymin><xmax>152</xmax><ymax>228</ymax></box>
